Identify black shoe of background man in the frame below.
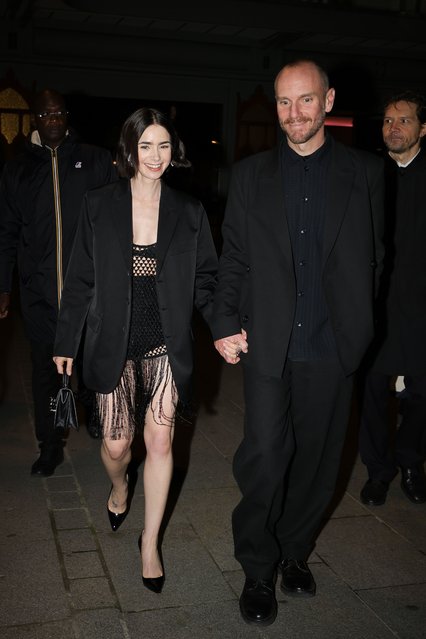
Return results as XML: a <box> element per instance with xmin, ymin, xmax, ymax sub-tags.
<box><xmin>280</xmin><ymin>558</ymin><xmax>316</xmax><ymax>597</ymax></box>
<box><xmin>400</xmin><ymin>466</ymin><xmax>426</xmax><ymax>504</ymax></box>
<box><xmin>31</xmin><ymin>443</ymin><xmax>64</xmax><ymax>477</ymax></box>
<box><xmin>360</xmin><ymin>478</ymin><xmax>389</xmax><ymax>506</ymax></box>
<box><xmin>239</xmin><ymin>578</ymin><xmax>277</xmax><ymax>626</ymax></box>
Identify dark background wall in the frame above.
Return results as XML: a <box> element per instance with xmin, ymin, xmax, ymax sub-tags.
<box><xmin>1</xmin><ymin>0</ymin><xmax>426</xmax><ymax>201</ymax></box>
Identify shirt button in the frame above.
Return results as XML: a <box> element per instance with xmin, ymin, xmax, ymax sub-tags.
<box><xmin>297</xmin><ymin>322</ymin><xmax>302</xmax><ymax>327</ymax></box>
<box><xmin>297</xmin><ymin>291</ymin><xmax>304</xmax><ymax>297</ymax></box>
<box><xmin>300</xmin><ymin>229</ymin><xmax>306</xmax><ymax>234</ymax></box>
<box><xmin>304</xmin><ymin>197</ymin><xmax>309</xmax><ymax>202</ymax></box>
<box><xmin>299</xmin><ymin>260</ymin><xmax>305</xmax><ymax>266</ymax></box>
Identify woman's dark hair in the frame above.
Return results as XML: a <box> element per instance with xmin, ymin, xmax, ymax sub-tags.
<box><xmin>116</xmin><ymin>107</ymin><xmax>191</xmax><ymax>178</ymax></box>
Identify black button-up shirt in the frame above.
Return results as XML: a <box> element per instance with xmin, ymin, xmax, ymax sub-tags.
<box><xmin>281</xmin><ymin>137</ymin><xmax>338</xmax><ymax>361</ymax></box>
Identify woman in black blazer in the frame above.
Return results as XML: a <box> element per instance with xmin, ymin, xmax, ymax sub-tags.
<box><xmin>53</xmin><ymin>108</ymin><xmax>218</xmax><ymax>593</ymax></box>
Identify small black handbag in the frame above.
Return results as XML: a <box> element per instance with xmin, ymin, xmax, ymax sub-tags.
<box><xmin>53</xmin><ymin>373</ymin><xmax>79</xmax><ymax>430</ymax></box>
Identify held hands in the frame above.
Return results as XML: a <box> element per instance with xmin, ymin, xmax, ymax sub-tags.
<box><xmin>0</xmin><ymin>292</ymin><xmax>10</xmax><ymax>319</ymax></box>
<box><xmin>214</xmin><ymin>329</ymin><xmax>248</xmax><ymax>365</ymax></box>
<box><xmin>53</xmin><ymin>356</ymin><xmax>74</xmax><ymax>376</ymax></box>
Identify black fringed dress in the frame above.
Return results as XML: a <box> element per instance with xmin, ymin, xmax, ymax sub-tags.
<box><xmin>95</xmin><ymin>243</ymin><xmax>177</xmax><ymax>439</ymax></box>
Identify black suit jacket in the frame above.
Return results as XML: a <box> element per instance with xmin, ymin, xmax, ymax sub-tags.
<box><xmin>369</xmin><ymin>150</ymin><xmax>426</xmax><ymax>375</ymax></box>
<box><xmin>211</xmin><ymin>136</ymin><xmax>384</xmax><ymax>377</ymax></box>
<box><xmin>54</xmin><ymin>179</ymin><xmax>218</xmax><ymax>402</ymax></box>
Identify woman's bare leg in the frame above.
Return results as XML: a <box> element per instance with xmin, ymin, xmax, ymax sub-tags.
<box><xmin>140</xmin><ymin>375</ymin><xmax>176</xmax><ymax>577</ymax></box>
<box><xmin>102</xmin><ymin>438</ymin><xmax>132</xmax><ymax>513</ymax></box>
<box><xmin>98</xmin><ymin>379</ymin><xmax>134</xmax><ymax>513</ymax></box>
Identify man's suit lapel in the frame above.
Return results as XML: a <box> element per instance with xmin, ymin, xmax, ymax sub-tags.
<box><xmin>322</xmin><ymin>140</ymin><xmax>355</xmax><ymax>266</ymax></box>
<box><xmin>259</xmin><ymin>146</ymin><xmax>293</xmax><ymax>265</ymax></box>
<box><xmin>156</xmin><ymin>183</ymin><xmax>179</xmax><ymax>275</ymax></box>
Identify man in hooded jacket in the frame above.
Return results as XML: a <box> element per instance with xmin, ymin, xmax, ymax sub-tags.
<box><xmin>0</xmin><ymin>89</ymin><xmax>116</xmax><ymax>476</ymax></box>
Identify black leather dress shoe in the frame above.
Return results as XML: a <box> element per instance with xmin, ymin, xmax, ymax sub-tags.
<box><xmin>280</xmin><ymin>559</ymin><xmax>316</xmax><ymax>597</ymax></box>
<box><xmin>400</xmin><ymin>467</ymin><xmax>426</xmax><ymax>504</ymax></box>
<box><xmin>360</xmin><ymin>479</ymin><xmax>389</xmax><ymax>506</ymax></box>
<box><xmin>31</xmin><ymin>445</ymin><xmax>64</xmax><ymax>477</ymax></box>
<box><xmin>239</xmin><ymin>578</ymin><xmax>277</xmax><ymax>626</ymax></box>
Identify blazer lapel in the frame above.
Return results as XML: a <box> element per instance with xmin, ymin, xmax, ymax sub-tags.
<box><xmin>262</xmin><ymin>144</ymin><xmax>294</xmax><ymax>265</ymax></box>
<box><xmin>156</xmin><ymin>183</ymin><xmax>180</xmax><ymax>275</ymax></box>
<box><xmin>322</xmin><ymin>140</ymin><xmax>354</xmax><ymax>266</ymax></box>
<box><xmin>111</xmin><ymin>179</ymin><xmax>133</xmax><ymax>271</ymax></box>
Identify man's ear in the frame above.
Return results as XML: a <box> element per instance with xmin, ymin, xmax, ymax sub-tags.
<box><xmin>325</xmin><ymin>88</ymin><xmax>335</xmax><ymax>114</ymax></box>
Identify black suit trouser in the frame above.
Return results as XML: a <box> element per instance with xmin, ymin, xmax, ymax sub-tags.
<box><xmin>30</xmin><ymin>340</ymin><xmax>63</xmax><ymax>446</ymax></box>
<box><xmin>359</xmin><ymin>371</ymin><xmax>426</xmax><ymax>481</ymax></box>
<box><xmin>233</xmin><ymin>359</ymin><xmax>353</xmax><ymax>579</ymax></box>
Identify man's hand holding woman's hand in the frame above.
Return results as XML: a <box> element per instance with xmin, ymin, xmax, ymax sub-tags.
<box><xmin>214</xmin><ymin>329</ymin><xmax>248</xmax><ymax>364</ymax></box>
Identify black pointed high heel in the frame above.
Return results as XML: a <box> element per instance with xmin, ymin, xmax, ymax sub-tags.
<box><xmin>107</xmin><ymin>476</ymin><xmax>129</xmax><ymax>532</ymax></box>
<box><xmin>138</xmin><ymin>534</ymin><xmax>165</xmax><ymax>594</ymax></box>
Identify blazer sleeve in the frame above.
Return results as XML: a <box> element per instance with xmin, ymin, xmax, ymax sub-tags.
<box><xmin>193</xmin><ymin>204</ymin><xmax>219</xmax><ymax>330</ymax></box>
<box><xmin>366</xmin><ymin>155</ymin><xmax>385</xmax><ymax>295</ymax></box>
<box><xmin>211</xmin><ymin>162</ymin><xmax>249</xmax><ymax>340</ymax></box>
<box><xmin>54</xmin><ymin>194</ymin><xmax>95</xmax><ymax>357</ymax></box>
<box><xmin>357</xmin><ymin>150</ymin><xmax>385</xmax><ymax>297</ymax></box>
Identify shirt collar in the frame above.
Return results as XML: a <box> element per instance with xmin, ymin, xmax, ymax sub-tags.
<box><xmin>282</xmin><ymin>133</ymin><xmax>331</xmax><ymax>166</ymax></box>
<box><xmin>392</xmin><ymin>148</ymin><xmax>421</xmax><ymax>168</ymax></box>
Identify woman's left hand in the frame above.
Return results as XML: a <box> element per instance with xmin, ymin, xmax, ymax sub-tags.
<box><xmin>53</xmin><ymin>356</ymin><xmax>74</xmax><ymax>376</ymax></box>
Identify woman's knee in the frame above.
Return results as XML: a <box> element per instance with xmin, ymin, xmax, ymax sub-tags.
<box><xmin>144</xmin><ymin>427</ymin><xmax>173</xmax><ymax>458</ymax></box>
<box><xmin>102</xmin><ymin>438</ymin><xmax>131</xmax><ymax>461</ymax></box>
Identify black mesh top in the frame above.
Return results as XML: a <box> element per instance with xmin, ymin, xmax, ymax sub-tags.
<box><xmin>126</xmin><ymin>243</ymin><xmax>167</xmax><ymax>360</ymax></box>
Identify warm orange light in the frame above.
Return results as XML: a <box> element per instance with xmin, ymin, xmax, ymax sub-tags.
<box><xmin>325</xmin><ymin>116</ymin><xmax>353</xmax><ymax>128</ymax></box>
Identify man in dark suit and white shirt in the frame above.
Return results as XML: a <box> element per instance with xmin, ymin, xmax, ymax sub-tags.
<box><xmin>212</xmin><ymin>59</ymin><xmax>384</xmax><ymax>626</ymax></box>
<box><xmin>359</xmin><ymin>91</ymin><xmax>426</xmax><ymax>507</ymax></box>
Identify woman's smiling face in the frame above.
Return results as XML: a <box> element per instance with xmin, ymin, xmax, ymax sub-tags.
<box><xmin>136</xmin><ymin>124</ymin><xmax>172</xmax><ymax>180</ymax></box>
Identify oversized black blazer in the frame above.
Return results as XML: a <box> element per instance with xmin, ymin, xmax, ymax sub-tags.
<box><xmin>54</xmin><ymin>179</ymin><xmax>218</xmax><ymax>402</ymax></box>
<box><xmin>211</xmin><ymin>136</ymin><xmax>384</xmax><ymax>378</ymax></box>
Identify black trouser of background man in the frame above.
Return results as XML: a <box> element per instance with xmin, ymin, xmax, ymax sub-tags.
<box><xmin>232</xmin><ymin>358</ymin><xmax>353</xmax><ymax>580</ymax></box>
<box><xmin>360</xmin><ymin>371</ymin><xmax>426</xmax><ymax>482</ymax></box>
<box><xmin>29</xmin><ymin>340</ymin><xmax>95</xmax><ymax>474</ymax></box>
<box><xmin>30</xmin><ymin>340</ymin><xmax>64</xmax><ymax>474</ymax></box>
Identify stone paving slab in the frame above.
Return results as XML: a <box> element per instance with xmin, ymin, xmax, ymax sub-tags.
<box><xmin>58</xmin><ymin>528</ymin><xmax>98</xmax><ymax>553</ymax></box>
<box><xmin>195</xmin><ymin>404</ymin><xmax>244</xmax><ymax>460</ymax></box>
<box><xmin>357</xmin><ymin>583</ymin><xmax>426</xmax><ymax>639</ymax></box>
<box><xmin>53</xmin><ymin>507</ymin><xmax>91</xmax><ymax>531</ymax></box>
<box><xmin>175</xmin><ymin>429</ymin><xmax>236</xmax><ymax>492</ymax></box>
<box><xmin>0</xmin><ymin>537</ymin><xmax>69</xmax><ymax>626</ymax></box>
<box><xmin>69</xmin><ymin>577</ymin><xmax>117</xmax><ymax>610</ymax></box>
<box><xmin>125</xmin><ymin>600</ymin><xmax>264</xmax><ymax>639</ymax></box>
<box><xmin>178</xmin><ymin>486</ymin><xmax>240</xmax><ymax>573</ymax></box>
<box><xmin>71</xmin><ymin>609</ymin><xmax>129</xmax><ymax>639</ymax></box>
<box><xmin>326</xmin><ymin>492</ymin><xmax>372</xmax><ymax>520</ymax></box>
<box><xmin>100</xmin><ymin>524</ymin><xmax>235</xmax><ymax>612</ymax></box>
<box><xmin>315</xmin><ymin>515</ymin><xmax>426</xmax><ymax>590</ymax></box>
<box><xmin>1</xmin><ymin>619</ymin><xmax>75</xmax><ymax>639</ymax></box>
